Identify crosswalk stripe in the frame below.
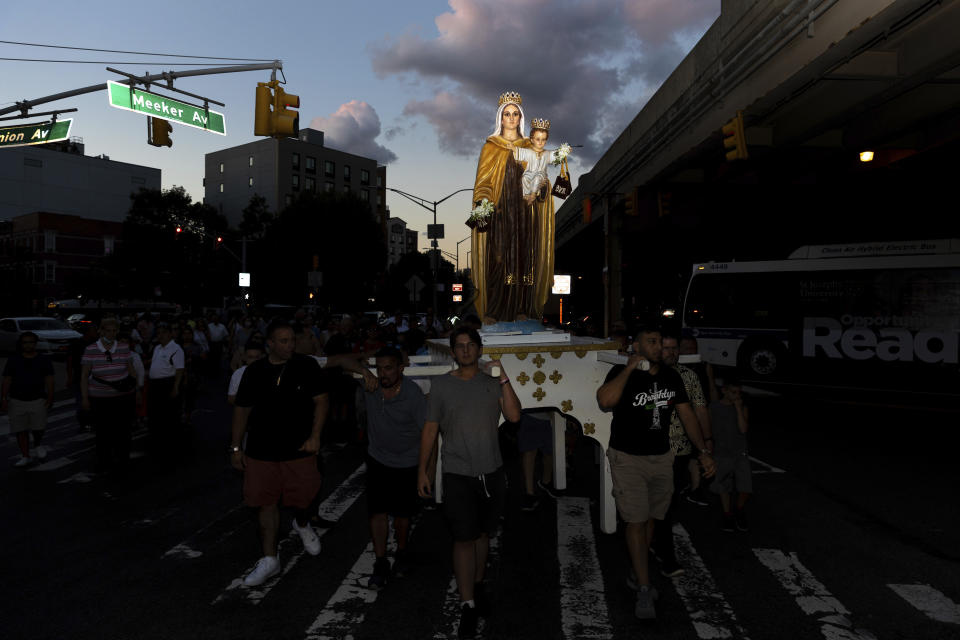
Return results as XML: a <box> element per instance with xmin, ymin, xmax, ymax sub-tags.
<box><xmin>673</xmin><ymin>524</ymin><xmax>750</xmax><ymax>639</ymax></box>
<box><xmin>888</xmin><ymin>584</ymin><xmax>960</xmax><ymax>625</ymax></box>
<box><xmin>162</xmin><ymin>503</ymin><xmax>244</xmax><ymax>560</ymax></box>
<box><xmin>557</xmin><ymin>497</ymin><xmax>612</xmax><ymax>639</ymax></box>
<box><xmin>212</xmin><ymin>463</ymin><xmax>368</xmax><ymax>605</ymax></box>
<box><xmin>304</xmin><ymin>518</ymin><xmax>419</xmax><ymax>639</ymax></box>
<box><xmin>754</xmin><ymin>549</ymin><xmax>877</xmax><ymax>639</ymax></box>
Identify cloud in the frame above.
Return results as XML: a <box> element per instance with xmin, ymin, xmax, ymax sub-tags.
<box><xmin>368</xmin><ymin>0</ymin><xmax>720</xmax><ymax>165</ymax></box>
<box><xmin>309</xmin><ymin>101</ymin><xmax>398</xmax><ymax>164</ymax></box>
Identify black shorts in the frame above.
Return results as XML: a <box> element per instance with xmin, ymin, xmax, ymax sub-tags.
<box><xmin>442</xmin><ymin>469</ymin><xmax>505</xmax><ymax>542</ymax></box>
<box><xmin>365</xmin><ymin>455</ymin><xmax>419</xmax><ymax>518</ymax></box>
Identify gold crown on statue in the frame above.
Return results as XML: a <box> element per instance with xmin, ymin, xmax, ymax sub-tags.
<box><xmin>498</xmin><ymin>91</ymin><xmax>523</xmax><ymax>106</ymax></box>
<box><xmin>530</xmin><ymin>118</ymin><xmax>551</xmax><ymax>131</ymax></box>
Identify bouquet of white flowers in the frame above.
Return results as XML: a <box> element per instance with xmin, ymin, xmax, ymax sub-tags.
<box><xmin>467</xmin><ymin>198</ymin><xmax>495</xmax><ymax>229</ymax></box>
<box><xmin>551</xmin><ymin>142</ymin><xmax>572</xmax><ymax>166</ymax></box>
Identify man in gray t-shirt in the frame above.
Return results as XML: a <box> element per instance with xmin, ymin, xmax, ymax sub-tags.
<box><xmin>417</xmin><ymin>326</ymin><xmax>522</xmax><ymax>637</ymax></box>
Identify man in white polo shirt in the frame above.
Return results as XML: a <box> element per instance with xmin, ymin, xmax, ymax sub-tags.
<box><xmin>148</xmin><ymin>322</ymin><xmax>185</xmax><ymax>455</ymax></box>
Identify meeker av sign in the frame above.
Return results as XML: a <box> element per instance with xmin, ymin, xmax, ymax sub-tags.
<box><xmin>106</xmin><ymin>81</ymin><xmax>226</xmax><ymax>135</ymax></box>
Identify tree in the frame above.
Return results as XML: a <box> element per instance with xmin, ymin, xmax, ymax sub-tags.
<box><xmin>112</xmin><ymin>186</ymin><xmax>231</xmax><ymax>311</ymax></box>
<box><xmin>239</xmin><ymin>194</ymin><xmax>273</xmax><ymax>241</ymax></box>
<box><xmin>251</xmin><ymin>190</ymin><xmax>386</xmax><ymax>310</ymax></box>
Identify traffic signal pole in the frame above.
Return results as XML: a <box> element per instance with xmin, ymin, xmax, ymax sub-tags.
<box><xmin>0</xmin><ymin>61</ymin><xmax>283</xmax><ymax>119</ymax></box>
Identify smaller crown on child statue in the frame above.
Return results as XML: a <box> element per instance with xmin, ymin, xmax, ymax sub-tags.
<box><xmin>498</xmin><ymin>91</ymin><xmax>523</xmax><ymax>106</ymax></box>
<box><xmin>531</xmin><ymin>118</ymin><xmax>551</xmax><ymax>131</ymax></box>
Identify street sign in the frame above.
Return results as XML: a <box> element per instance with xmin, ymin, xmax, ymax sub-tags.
<box><xmin>452</xmin><ymin>283</ymin><xmax>463</xmax><ymax>292</ymax></box>
<box><xmin>238</xmin><ymin>272</ymin><xmax>250</xmax><ymax>287</ymax></box>
<box><xmin>452</xmin><ymin>294</ymin><xmax>463</xmax><ymax>302</ymax></box>
<box><xmin>552</xmin><ymin>274</ymin><xmax>571</xmax><ymax>295</ymax></box>
<box><xmin>0</xmin><ymin>119</ymin><xmax>72</xmax><ymax>148</ymax></box>
<box><xmin>106</xmin><ymin>81</ymin><xmax>226</xmax><ymax>135</ymax></box>
<box><xmin>427</xmin><ymin>224</ymin><xmax>445</xmax><ymax>240</ymax></box>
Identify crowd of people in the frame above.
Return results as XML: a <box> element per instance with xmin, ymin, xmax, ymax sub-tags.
<box><xmin>4</xmin><ymin>307</ymin><xmax>753</xmax><ymax>636</ymax></box>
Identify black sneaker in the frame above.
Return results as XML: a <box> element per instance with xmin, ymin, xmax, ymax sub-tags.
<box><xmin>392</xmin><ymin>550</ymin><xmax>410</xmax><ymax>578</ymax></box>
<box><xmin>659</xmin><ymin>558</ymin><xmax>686</xmax><ymax>578</ymax></box>
<box><xmin>721</xmin><ymin>513</ymin><xmax>735</xmax><ymax>532</ymax></box>
<box><xmin>685</xmin><ymin>486</ymin><xmax>710</xmax><ymax>506</ymax></box>
<box><xmin>537</xmin><ymin>479</ymin><xmax>565</xmax><ymax>498</ymax></box>
<box><xmin>458</xmin><ymin>602</ymin><xmax>478</xmax><ymax>638</ymax></box>
<box><xmin>474</xmin><ymin>581</ymin><xmax>491</xmax><ymax>617</ymax></box>
<box><xmin>367</xmin><ymin>557</ymin><xmax>390</xmax><ymax>590</ymax></box>
<box><xmin>735</xmin><ymin>509</ymin><xmax>749</xmax><ymax>532</ymax></box>
<box><xmin>521</xmin><ymin>493</ymin><xmax>539</xmax><ymax>511</ymax></box>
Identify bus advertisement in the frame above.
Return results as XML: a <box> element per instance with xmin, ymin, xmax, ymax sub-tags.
<box><xmin>681</xmin><ymin>240</ymin><xmax>960</xmax><ymax>394</ymax></box>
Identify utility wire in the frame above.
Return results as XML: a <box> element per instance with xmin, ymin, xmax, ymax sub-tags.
<box><xmin>0</xmin><ymin>58</ymin><xmax>260</xmax><ymax>65</ymax></box>
<box><xmin>0</xmin><ymin>39</ymin><xmax>273</xmax><ymax>62</ymax></box>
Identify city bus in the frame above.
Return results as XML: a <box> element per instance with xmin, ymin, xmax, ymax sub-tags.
<box><xmin>681</xmin><ymin>239</ymin><xmax>960</xmax><ymax>393</ymax></box>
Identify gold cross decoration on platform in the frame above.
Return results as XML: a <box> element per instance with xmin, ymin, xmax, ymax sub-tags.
<box><xmin>516</xmin><ymin>371</ymin><xmax>530</xmax><ymax>386</ymax></box>
<box><xmin>583</xmin><ymin>422</ymin><xmax>596</xmax><ymax>434</ymax></box>
<box><xmin>561</xmin><ymin>399</ymin><xmax>573</xmax><ymax>412</ymax></box>
<box><xmin>533</xmin><ymin>371</ymin><xmax>546</xmax><ymax>385</ymax></box>
<box><xmin>533</xmin><ymin>387</ymin><xmax>546</xmax><ymax>402</ymax></box>
<box><xmin>533</xmin><ymin>354</ymin><xmax>546</xmax><ymax>368</ymax></box>
<box><xmin>549</xmin><ymin>370</ymin><xmax>562</xmax><ymax>384</ymax></box>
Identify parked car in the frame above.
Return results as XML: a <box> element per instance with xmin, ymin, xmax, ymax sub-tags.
<box><xmin>0</xmin><ymin>317</ymin><xmax>83</xmax><ymax>355</ymax></box>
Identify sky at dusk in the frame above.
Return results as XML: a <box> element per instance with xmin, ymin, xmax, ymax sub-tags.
<box><xmin>0</xmin><ymin>0</ymin><xmax>719</xmax><ymax>257</ymax></box>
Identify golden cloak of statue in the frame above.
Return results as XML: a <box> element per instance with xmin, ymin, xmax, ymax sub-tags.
<box><xmin>471</xmin><ymin>134</ymin><xmax>554</xmax><ymax>321</ymax></box>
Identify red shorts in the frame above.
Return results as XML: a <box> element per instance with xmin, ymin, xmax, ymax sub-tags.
<box><xmin>243</xmin><ymin>455</ymin><xmax>323</xmax><ymax>509</ymax></box>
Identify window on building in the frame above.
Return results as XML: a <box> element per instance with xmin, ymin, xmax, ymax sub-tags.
<box><xmin>377</xmin><ymin>174</ymin><xmax>383</xmax><ymax>187</ymax></box>
<box><xmin>44</xmin><ymin>231</ymin><xmax>56</xmax><ymax>253</ymax></box>
<box><xmin>249</xmin><ymin>155</ymin><xmax>254</xmax><ymax>167</ymax></box>
<box><xmin>104</xmin><ymin>236</ymin><xmax>115</xmax><ymax>255</ymax></box>
<box><xmin>377</xmin><ymin>194</ymin><xmax>382</xmax><ymax>206</ymax></box>
<box><xmin>324</xmin><ymin>182</ymin><xmax>334</xmax><ymax>193</ymax></box>
<box><xmin>305</xmin><ymin>177</ymin><xmax>316</xmax><ymax>192</ymax></box>
<box><xmin>44</xmin><ymin>261</ymin><xmax>56</xmax><ymax>283</ymax></box>
<box><xmin>248</xmin><ymin>177</ymin><xmax>254</xmax><ymax>187</ymax></box>
<box><xmin>343</xmin><ymin>185</ymin><xmax>350</xmax><ymax>194</ymax></box>
<box><xmin>219</xmin><ymin>183</ymin><xmax>224</xmax><ymax>193</ymax></box>
<box><xmin>292</xmin><ymin>175</ymin><xmax>300</xmax><ymax>191</ymax></box>
<box><xmin>344</xmin><ymin>165</ymin><xmax>351</xmax><ymax>181</ymax></box>
<box><xmin>306</xmin><ymin>156</ymin><xmax>316</xmax><ymax>173</ymax></box>
<box><xmin>285</xmin><ymin>194</ymin><xmax>293</xmax><ymax>206</ymax></box>
<box><xmin>292</xmin><ymin>152</ymin><xmax>300</xmax><ymax>170</ymax></box>
<box><xmin>219</xmin><ymin>162</ymin><xmax>224</xmax><ymax>173</ymax></box>
<box><xmin>361</xmin><ymin>169</ymin><xmax>370</xmax><ymax>185</ymax></box>
<box><xmin>324</xmin><ymin>161</ymin><xmax>335</xmax><ymax>177</ymax></box>
<box><xmin>360</xmin><ymin>190</ymin><xmax>369</xmax><ymax>202</ymax></box>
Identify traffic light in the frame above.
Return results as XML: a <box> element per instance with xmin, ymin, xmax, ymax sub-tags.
<box><xmin>148</xmin><ymin>116</ymin><xmax>172</xmax><ymax>148</ymax></box>
<box><xmin>582</xmin><ymin>197</ymin><xmax>592</xmax><ymax>224</ymax></box>
<box><xmin>624</xmin><ymin>188</ymin><xmax>639</xmax><ymax>216</ymax></box>
<box><xmin>175</xmin><ymin>225</ymin><xmax>183</xmax><ymax>235</ymax></box>
<box><xmin>214</xmin><ymin>235</ymin><xmax>223</xmax><ymax>250</ymax></box>
<box><xmin>722</xmin><ymin>110</ymin><xmax>748</xmax><ymax>161</ymax></box>
<box><xmin>657</xmin><ymin>191</ymin><xmax>672</xmax><ymax>217</ymax></box>
<box><xmin>272</xmin><ymin>86</ymin><xmax>299</xmax><ymax>138</ymax></box>
<box><xmin>254</xmin><ymin>81</ymin><xmax>300</xmax><ymax>138</ymax></box>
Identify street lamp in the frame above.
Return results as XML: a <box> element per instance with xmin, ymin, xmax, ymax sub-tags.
<box><xmin>376</xmin><ymin>186</ymin><xmax>473</xmax><ymax>311</ymax></box>
<box><xmin>455</xmin><ymin>234</ymin><xmax>471</xmax><ymax>273</ymax></box>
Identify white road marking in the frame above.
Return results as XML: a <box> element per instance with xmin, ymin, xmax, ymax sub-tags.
<box><xmin>888</xmin><ymin>584</ymin><xmax>960</xmax><ymax>625</ymax></box>
<box><xmin>673</xmin><ymin>524</ymin><xmax>749</xmax><ymax>639</ymax></box>
<box><xmin>557</xmin><ymin>497</ymin><xmax>612</xmax><ymax>639</ymax></box>
<box><xmin>748</xmin><ymin>456</ymin><xmax>785</xmax><ymax>474</ymax></box>
<box><xmin>29</xmin><ymin>457</ymin><xmax>74</xmax><ymax>471</ymax></box>
<box><xmin>754</xmin><ymin>549</ymin><xmax>877</xmax><ymax>639</ymax></box>
<box><xmin>304</xmin><ymin>518</ymin><xmax>418</xmax><ymax>639</ymax></box>
<box><xmin>58</xmin><ymin>472</ymin><xmax>95</xmax><ymax>484</ymax></box>
<box><xmin>162</xmin><ymin>503</ymin><xmax>245</xmax><ymax>559</ymax></box>
<box><xmin>212</xmin><ymin>463</ymin><xmax>367</xmax><ymax>605</ymax></box>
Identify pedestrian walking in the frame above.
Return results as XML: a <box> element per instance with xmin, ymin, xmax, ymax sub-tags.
<box><xmin>596</xmin><ymin>324</ymin><xmax>715</xmax><ymax>620</ymax></box>
<box><xmin>231</xmin><ymin>320</ymin><xmax>330</xmax><ymax>586</ymax></box>
<box><xmin>2</xmin><ymin>332</ymin><xmax>55</xmax><ymax>467</ymax></box>
<box><xmin>146</xmin><ymin>323</ymin><xmax>185</xmax><ymax>456</ymax></box>
<box><xmin>709</xmin><ymin>377</ymin><xmax>751</xmax><ymax>532</ymax></box>
<box><xmin>81</xmin><ymin>317</ymin><xmax>139</xmax><ymax>475</ymax></box>
<box><xmin>417</xmin><ymin>326</ymin><xmax>522</xmax><ymax>638</ymax></box>
<box><xmin>362</xmin><ymin>347</ymin><xmax>425</xmax><ymax>589</ymax></box>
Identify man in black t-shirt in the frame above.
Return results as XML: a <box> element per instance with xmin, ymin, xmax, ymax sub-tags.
<box><xmin>231</xmin><ymin>320</ymin><xmax>330</xmax><ymax>587</ymax></box>
<box><xmin>597</xmin><ymin>325</ymin><xmax>715</xmax><ymax>620</ymax></box>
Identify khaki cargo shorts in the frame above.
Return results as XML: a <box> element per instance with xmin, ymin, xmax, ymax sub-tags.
<box><xmin>607</xmin><ymin>447</ymin><xmax>675</xmax><ymax>523</ymax></box>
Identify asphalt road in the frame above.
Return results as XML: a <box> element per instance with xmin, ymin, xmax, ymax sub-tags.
<box><xmin>1</xmin><ymin>373</ymin><xmax>958</xmax><ymax>640</ymax></box>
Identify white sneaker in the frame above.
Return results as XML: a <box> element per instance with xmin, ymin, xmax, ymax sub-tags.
<box><xmin>14</xmin><ymin>456</ymin><xmax>32</xmax><ymax>468</ymax></box>
<box><xmin>35</xmin><ymin>446</ymin><xmax>48</xmax><ymax>461</ymax></box>
<box><xmin>243</xmin><ymin>555</ymin><xmax>280</xmax><ymax>587</ymax></box>
<box><xmin>292</xmin><ymin>519</ymin><xmax>321</xmax><ymax>556</ymax></box>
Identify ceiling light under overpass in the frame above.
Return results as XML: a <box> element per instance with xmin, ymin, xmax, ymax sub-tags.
<box><xmin>859</xmin><ymin>151</ymin><xmax>875</xmax><ymax>162</ymax></box>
